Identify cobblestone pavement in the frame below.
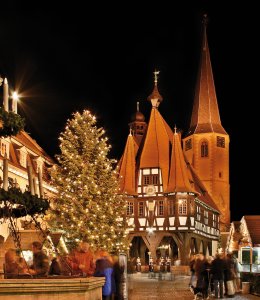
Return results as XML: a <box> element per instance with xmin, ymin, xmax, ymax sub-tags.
<box><xmin>127</xmin><ymin>273</ymin><xmax>260</xmax><ymax>300</ymax></box>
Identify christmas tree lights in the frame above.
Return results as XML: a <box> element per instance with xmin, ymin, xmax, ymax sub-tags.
<box><xmin>49</xmin><ymin>110</ymin><xmax>129</xmax><ymax>252</ymax></box>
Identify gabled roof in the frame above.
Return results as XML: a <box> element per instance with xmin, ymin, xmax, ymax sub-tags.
<box><xmin>13</xmin><ymin>130</ymin><xmax>53</xmax><ymax>161</ymax></box>
<box><xmin>139</xmin><ymin>107</ymin><xmax>171</xmax><ymax>191</ymax></box>
<box><xmin>243</xmin><ymin>216</ymin><xmax>260</xmax><ymax>245</ymax></box>
<box><xmin>188</xmin><ymin>18</ymin><xmax>226</xmax><ymax>136</ymax></box>
<box><xmin>2</xmin><ymin>130</ymin><xmax>54</xmax><ymax>181</ymax></box>
<box><xmin>166</xmin><ymin>132</ymin><xmax>197</xmax><ymax>194</ymax></box>
<box><xmin>118</xmin><ymin>133</ymin><xmax>138</xmax><ymax>195</ymax></box>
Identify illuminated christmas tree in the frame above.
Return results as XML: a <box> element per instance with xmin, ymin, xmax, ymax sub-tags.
<box><xmin>49</xmin><ymin>110</ymin><xmax>129</xmax><ymax>252</ymax></box>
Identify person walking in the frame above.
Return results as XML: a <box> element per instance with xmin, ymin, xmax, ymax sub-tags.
<box><xmin>211</xmin><ymin>253</ymin><xmax>226</xmax><ymax>299</ymax></box>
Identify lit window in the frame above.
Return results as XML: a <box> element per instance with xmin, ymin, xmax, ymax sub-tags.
<box><xmin>127</xmin><ymin>202</ymin><xmax>134</xmax><ymax>216</ymax></box>
<box><xmin>217</xmin><ymin>136</ymin><xmax>225</xmax><ymax>148</ymax></box>
<box><xmin>178</xmin><ymin>199</ymin><xmax>187</xmax><ymax>215</ymax></box>
<box><xmin>138</xmin><ymin>202</ymin><xmax>144</xmax><ymax>216</ymax></box>
<box><xmin>158</xmin><ymin>200</ymin><xmax>164</xmax><ymax>216</ymax></box>
<box><xmin>201</xmin><ymin>141</ymin><xmax>208</xmax><ymax>157</ymax></box>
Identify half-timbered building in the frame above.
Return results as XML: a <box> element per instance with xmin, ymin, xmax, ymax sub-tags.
<box><xmin>117</xmin><ymin>18</ymin><xmax>229</xmax><ymax>265</ymax></box>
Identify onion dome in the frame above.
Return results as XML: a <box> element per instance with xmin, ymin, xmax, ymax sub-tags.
<box><xmin>147</xmin><ymin>70</ymin><xmax>163</xmax><ymax>107</ymax></box>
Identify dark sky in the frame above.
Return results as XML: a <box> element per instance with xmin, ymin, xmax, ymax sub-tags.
<box><xmin>0</xmin><ymin>1</ymin><xmax>258</xmax><ymax>221</ymax></box>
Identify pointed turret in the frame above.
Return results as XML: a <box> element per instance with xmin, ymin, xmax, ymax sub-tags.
<box><xmin>188</xmin><ymin>15</ymin><xmax>226</xmax><ymax>135</ymax></box>
<box><xmin>147</xmin><ymin>70</ymin><xmax>163</xmax><ymax>107</ymax></box>
<box><xmin>167</xmin><ymin>127</ymin><xmax>197</xmax><ymax>194</ymax></box>
<box><xmin>118</xmin><ymin>130</ymin><xmax>138</xmax><ymax>195</ymax></box>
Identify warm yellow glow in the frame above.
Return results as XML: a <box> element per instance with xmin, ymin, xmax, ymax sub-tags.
<box><xmin>12</xmin><ymin>91</ymin><xmax>19</xmax><ymax>101</ymax></box>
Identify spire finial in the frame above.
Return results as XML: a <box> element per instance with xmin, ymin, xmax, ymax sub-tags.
<box><xmin>202</xmin><ymin>14</ymin><xmax>208</xmax><ymax>27</ymax></box>
<box><xmin>174</xmin><ymin>124</ymin><xmax>177</xmax><ymax>134</ymax></box>
<box><xmin>137</xmin><ymin>101</ymin><xmax>139</xmax><ymax>112</ymax></box>
<box><xmin>153</xmin><ymin>69</ymin><xmax>160</xmax><ymax>86</ymax></box>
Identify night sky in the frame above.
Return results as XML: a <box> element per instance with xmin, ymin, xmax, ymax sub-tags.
<box><xmin>0</xmin><ymin>2</ymin><xmax>258</xmax><ymax>221</ymax></box>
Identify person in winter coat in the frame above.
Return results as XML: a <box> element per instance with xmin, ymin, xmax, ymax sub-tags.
<box><xmin>211</xmin><ymin>253</ymin><xmax>227</xmax><ymax>299</ymax></box>
<box><xmin>27</xmin><ymin>241</ymin><xmax>50</xmax><ymax>276</ymax></box>
<box><xmin>49</xmin><ymin>254</ymin><xmax>61</xmax><ymax>275</ymax></box>
<box><xmin>94</xmin><ymin>250</ymin><xmax>115</xmax><ymax>300</ymax></box>
<box><xmin>69</xmin><ymin>242</ymin><xmax>95</xmax><ymax>276</ymax></box>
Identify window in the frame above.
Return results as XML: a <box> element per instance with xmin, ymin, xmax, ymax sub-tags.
<box><xmin>178</xmin><ymin>199</ymin><xmax>187</xmax><ymax>215</ymax></box>
<box><xmin>143</xmin><ymin>174</ymin><xmax>159</xmax><ymax>185</ymax></box>
<box><xmin>213</xmin><ymin>214</ymin><xmax>216</xmax><ymax>227</ymax></box>
<box><xmin>127</xmin><ymin>202</ymin><xmax>134</xmax><ymax>216</ymax></box>
<box><xmin>138</xmin><ymin>202</ymin><xmax>144</xmax><ymax>216</ymax></box>
<box><xmin>158</xmin><ymin>200</ymin><xmax>164</xmax><ymax>216</ymax></box>
<box><xmin>204</xmin><ymin>210</ymin><xmax>208</xmax><ymax>225</ymax></box>
<box><xmin>217</xmin><ymin>136</ymin><xmax>225</xmax><ymax>148</ymax></box>
<box><xmin>185</xmin><ymin>139</ymin><xmax>192</xmax><ymax>151</ymax></box>
<box><xmin>197</xmin><ymin>206</ymin><xmax>201</xmax><ymax>221</ymax></box>
<box><xmin>168</xmin><ymin>200</ymin><xmax>175</xmax><ymax>215</ymax></box>
<box><xmin>201</xmin><ymin>141</ymin><xmax>208</xmax><ymax>157</ymax></box>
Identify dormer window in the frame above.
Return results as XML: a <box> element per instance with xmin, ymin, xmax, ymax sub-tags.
<box><xmin>0</xmin><ymin>140</ymin><xmax>9</xmax><ymax>158</ymax></box>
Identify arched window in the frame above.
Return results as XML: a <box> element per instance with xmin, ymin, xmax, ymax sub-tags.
<box><xmin>201</xmin><ymin>141</ymin><xmax>208</xmax><ymax>157</ymax></box>
<box><xmin>178</xmin><ymin>199</ymin><xmax>187</xmax><ymax>215</ymax></box>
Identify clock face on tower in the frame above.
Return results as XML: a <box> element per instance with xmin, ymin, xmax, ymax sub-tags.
<box><xmin>146</xmin><ymin>185</ymin><xmax>156</xmax><ymax>195</ymax></box>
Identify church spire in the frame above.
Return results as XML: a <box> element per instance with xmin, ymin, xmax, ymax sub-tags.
<box><xmin>188</xmin><ymin>14</ymin><xmax>226</xmax><ymax>135</ymax></box>
<box><xmin>147</xmin><ymin>70</ymin><xmax>163</xmax><ymax>107</ymax></box>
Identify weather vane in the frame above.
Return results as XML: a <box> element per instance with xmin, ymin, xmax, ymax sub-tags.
<box><xmin>153</xmin><ymin>70</ymin><xmax>160</xmax><ymax>84</ymax></box>
<box><xmin>202</xmin><ymin>14</ymin><xmax>208</xmax><ymax>26</ymax></box>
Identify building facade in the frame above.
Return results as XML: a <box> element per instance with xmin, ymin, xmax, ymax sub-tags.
<box><xmin>118</xmin><ymin>19</ymin><xmax>229</xmax><ymax>265</ymax></box>
<box><xmin>0</xmin><ymin>77</ymin><xmax>56</xmax><ymax>271</ymax></box>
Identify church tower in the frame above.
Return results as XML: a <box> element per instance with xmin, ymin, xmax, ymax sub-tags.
<box><xmin>183</xmin><ymin>16</ymin><xmax>230</xmax><ymax>229</ymax></box>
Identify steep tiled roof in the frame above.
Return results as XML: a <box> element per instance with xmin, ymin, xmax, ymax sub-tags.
<box><xmin>139</xmin><ymin>108</ymin><xmax>171</xmax><ymax>191</ymax></box>
<box><xmin>187</xmin><ymin>22</ymin><xmax>226</xmax><ymax>136</ymax></box>
<box><xmin>166</xmin><ymin>132</ymin><xmax>197</xmax><ymax>194</ymax></box>
<box><xmin>244</xmin><ymin>216</ymin><xmax>260</xmax><ymax>245</ymax></box>
<box><xmin>118</xmin><ymin>133</ymin><xmax>138</xmax><ymax>195</ymax></box>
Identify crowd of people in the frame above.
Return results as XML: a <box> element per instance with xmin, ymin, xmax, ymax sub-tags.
<box><xmin>4</xmin><ymin>241</ymin><xmax>125</xmax><ymax>300</ymax></box>
<box><xmin>189</xmin><ymin>252</ymin><xmax>242</xmax><ymax>299</ymax></box>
